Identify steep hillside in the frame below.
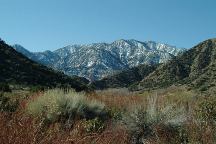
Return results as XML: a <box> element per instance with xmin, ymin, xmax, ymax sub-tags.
<box><xmin>14</xmin><ymin>39</ymin><xmax>183</xmax><ymax>80</ymax></box>
<box><xmin>0</xmin><ymin>39</ymin><xmax>89</xmax><ymax>91</ymax></box>
<box><xmin>91</xmin><ymin>64</ymin><xmax>159</xmax><ymax>89</ymax></box>
<box><xmin>131</xmin><ymin>38</ymin><xmax>216</xmax><ymax>92</ymax></box>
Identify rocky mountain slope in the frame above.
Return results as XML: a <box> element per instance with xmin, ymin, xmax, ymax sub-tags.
<box><xmin>131</xmin><ymin>38</ymin><xmax>216</xmax><ymax>92</ymax></box>
<box><xmin>91</xmin><ymin>38</ymin><xmax>216</xmax><ymax>93</ymax></box>
<box><xmin>0</xmin><ymin>39</ymin><xmax>89</xmax><ymax>91</ymax></box>
<box><xmin>13</xmin><ymin>39</ymin><xmax>183</xmax><ymax>81</ymax></box>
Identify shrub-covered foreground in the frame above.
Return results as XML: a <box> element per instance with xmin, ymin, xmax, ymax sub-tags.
<box><xmin>1</xmin><ymin>87</ymin><xmax>216</xmax><ymax>143</ymax></box>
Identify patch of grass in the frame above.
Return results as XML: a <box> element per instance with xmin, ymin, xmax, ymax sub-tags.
<box><xmin>196</xmin><ymin>96</ymin><xmax>216</xmax><ymax>125</ymax></box>
<box><xmin>107</xmin><ymin>107</ymin><xmax>123</xmax><ymax>121</ymax></box>
<box><xmin>26</xmin><ymin>89</ymin><xmax>108</xmax><ymax>127</ymax></box>
<box><xmin>84</xmin><ymin>117</ymin><xmax>105</xmax><ymax>133</ymax></box>
<box><xmin>96</xmin><ymin>88</ymin><xmax>135</xmax><ymax>97</ymax></box>
<box><xmin>92</xmin><ymin>88</ymin><xmax>143</xmax><ymax>110</ymax></box>
<box><xmin>0</xmin><ymin>92</ymin><xmax>18</xmax><ymax>112</ymax></box>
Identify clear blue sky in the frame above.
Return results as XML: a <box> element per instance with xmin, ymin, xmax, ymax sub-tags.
<box><xmin>0</xmin><ymin>0</ymin><xmax>216</xmax><ymax>52</ymax></box>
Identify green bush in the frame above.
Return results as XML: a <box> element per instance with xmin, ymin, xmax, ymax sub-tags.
<box><xmin>108</xmin><ymin>107</ymin><xmax>123</xmax><ymax>121</ymax></box>
<box><xmin>26</xmin><ymin>89</ymin><xmax>107</xmax><ymax>127</ymax></box>
<box><xmin>29</xmin><ymin>85</ymin><xmax>45</xmax><ymax>92</ymax></box>
<box><xmin>199</xmin><ymin>85</ymin><xmax>208</xmax><ymax>91</ymax></box>
<box><xmin>0</xmin><ymin>92</ymin><xmax>18</xmax><ymax>112</ymax></box>
<box><xmin>84</xmin><ymin>117</ymin><xmax>105</xmax><ymax>133</ymax></box>
<box><xmin>0</xmin><ymin>83</ymin><xmax>11</xmax><ymax>92</ymax></box>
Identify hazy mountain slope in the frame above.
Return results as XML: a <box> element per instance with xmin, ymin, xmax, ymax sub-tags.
<box><xmin>131</xmin><ymin>38</ymin><xmax>216</xmax><ymax>92</ymax></box>
<box><xmin>0</xmin><ymin>39</ymin><xmax>89</xmax><ymax>91</ymax></box>
<box><xmin>14</xmin><ymin>39</ymin><xmax>183</xmax><ymax>80</ymax></box>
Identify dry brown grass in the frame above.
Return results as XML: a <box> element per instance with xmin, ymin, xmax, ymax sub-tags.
<box><xmin>0</xmin><ymin>109</ymin><xmax>35</xmax><ymax>143</ymax></box>
<box><xmin>0</xmin><ymin>87</ymin><xmax>216</xmax><ymax>143</ymax></box>
<box><xmin>0</xmin><ymin>90</ymin><xmax>129</xmax><ymax>144</ymax></box>
<box><xmin>0</xmin><ymin>112</ymin><xmax>129</xmax><ymax>144</ymax></box>
<box><xmin>88</xmin><ymin>88</ymin><xmax>145</xmax><ymax>110</ymax></box>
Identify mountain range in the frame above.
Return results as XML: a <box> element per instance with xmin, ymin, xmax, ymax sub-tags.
<box><xmin>0</xmin><ymin>39</ymin><xmax>89</xmax><ymax>91</ymax></box>
<box><xmin>2</xmin><ymin>37</ymin><xmax>216</xmax><ymax>93</ymax></box>
<box><xmin>13</xmin><ymin>39</ymin><xmax>183</xmax><ymax>81</ymax></box>
<box><xmin>92</xmin><ymin>38</ymin><xmax>216</xmax><ymax>94</ymax></box>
